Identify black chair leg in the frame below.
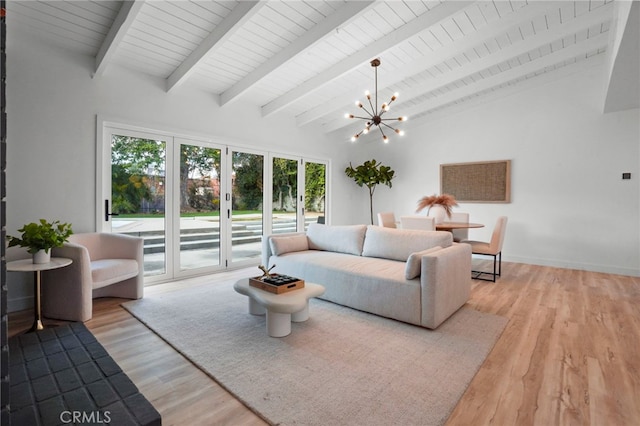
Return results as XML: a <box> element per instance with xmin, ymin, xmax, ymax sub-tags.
<box><xmin>471</xmin><ymin>252</ymin><xmax>502</xmax><ymax>282</ymax></box>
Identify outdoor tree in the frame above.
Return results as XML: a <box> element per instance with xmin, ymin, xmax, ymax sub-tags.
<box><xmin>179</xmin><ymin>145</ymin><xmax>220</xmax><ymax>212</ymax></box>
<box><xmin>305</xmin><ymin>162</ymin><xmax>326</xmax><ymax>213</ymax></box>
<box><xmin>272</xmin><ymin>158</ymin><xmax>298</xmax><ymax>212</ymax></box>
<box><xmin>111</xmin><ymin>136</ymin><xmax>165</xmax><ymax>214</ymax></box>
<box><xmin>344</xmin><ymin>159</ymin><xmax>395</xmax><ymax>225</ymax></box>
<box><xmin>232</xmin><ymin>152</ymin><xmax>264</xmax><ymax>210</ymax></box>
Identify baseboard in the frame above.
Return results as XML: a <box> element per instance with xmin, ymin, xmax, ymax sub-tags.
<box><xmin>8</xmin><ymin>296</ymin><xmax>32</xmax><ymax>313</ymax></box>
<box><xmin>503</xmin><ymin>255</ymin><xmax>640</xmax><ymax>277</ymax></box>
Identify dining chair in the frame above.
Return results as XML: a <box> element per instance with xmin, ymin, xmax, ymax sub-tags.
<box><xmin>377</xmin><ymin>212</ymin><xmax>397</xmax><ymax>228</ymax></box>
<box><xmin>446</xmin><ymin>212</ymin><xmax>469</xmax><ymax>242</ymax></box>
<box><xmin>400</xmin><ymin>215</ymin><xmax>435</xmax><ymax>231</ymax></box>
<box><xmin>461</xmin><ymin>216</ymin><xmax>508</xmax><ymax>282</ymax></box>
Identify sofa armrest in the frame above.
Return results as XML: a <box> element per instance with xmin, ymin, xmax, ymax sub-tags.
<box><xmin>42</xmin><ymin>242</ymin><xmax>93</xmax><ymax>321</ymax></box>
<box><xmin>419</xmin><ymin>243</ymin><xmax>472</xmax><ymax>329</ymax></box>
<box><xmin>262</xmin><ymin>232</ymin><xmax>307</xmax><ymax>267</ymax></box>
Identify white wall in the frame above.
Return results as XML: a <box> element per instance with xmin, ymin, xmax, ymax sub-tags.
<box><xmin>355</xmin><ymin>60</ymin><xmax>640</xmax><ymax>276</ymax></box>
<box><xmin>5</xmin><ymin>28</ymin><xmax>360</xmax><ymax>310</ymax></box>
<box><xmin>7</xmin><ymin>25</ymin><xmax>638</xmax><ymax>313</ymax></box>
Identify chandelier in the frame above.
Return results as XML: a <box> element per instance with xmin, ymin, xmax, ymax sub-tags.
<box><xmin>346</xmin><ymin>58</ymin><xmax>407</xmax><ymax>143</ymax></box>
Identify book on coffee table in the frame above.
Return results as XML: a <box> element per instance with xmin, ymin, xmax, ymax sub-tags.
<box><xmin>249</xmin><ymin>274</ymin><xmax>305</xmax><ymax>294</ymax></box>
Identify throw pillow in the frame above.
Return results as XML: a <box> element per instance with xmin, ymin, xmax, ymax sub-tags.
<box><xmin>362</xmin><ymin>225</ymin><xmax>452</xmax><ymax>261</ymax></box>
<box><xmin>405</xmin><ymin>246</ymin><xmax>443</xmax><ymax>280</ymax></box>
<box><xmin>269</xmin><ymin>234</ymin><xmax>309</xmax><ymax>256</ymax></box>
<box><xmin>306</xmin><ymin>223</ymin><xmax>367</xmax><ymax>256</ymax></box>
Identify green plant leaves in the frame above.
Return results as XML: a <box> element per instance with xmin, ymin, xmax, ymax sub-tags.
<box><xmin>344</xmin><ymin>159</ymin><xmax>395</xmax><ymax>224</ymax></box>
<box><xmin>6</xmin><ymin>219</ymin><xmax>73</xmax><ymax>254</ymax></box>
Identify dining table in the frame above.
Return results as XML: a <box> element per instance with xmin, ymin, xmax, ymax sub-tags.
<box><xmin>435</xmin><ymin>222</ymin><xmax>484</xmax><ymax>232</ymax></box>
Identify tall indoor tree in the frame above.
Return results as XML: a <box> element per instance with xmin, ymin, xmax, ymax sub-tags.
<box><xmin>345</xmin><ymin>159</ymin><xmax>395</xmax><ymax>225</ymax></box>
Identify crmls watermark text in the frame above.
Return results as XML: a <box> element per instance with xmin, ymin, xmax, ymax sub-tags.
<box><xmin>60</xmin><ymin>411</ymin><xmax>112</xmax><ymax>424</ymax></box>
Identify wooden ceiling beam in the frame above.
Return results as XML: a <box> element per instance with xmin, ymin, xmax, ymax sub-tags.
<box><xmin>323</xmin><ymin>3</ymin><xmax>614</xmax><ymax>133</ymax></box>
<box><xmin>219</xmin><ymin>1</ymin><xmax>375</xmax><ymax>107</ymax></box>
<box><xmin>166</xmin><ymin>1</ymin><xmax>265</xmax><ymax>93</ymax></box>
<box><xmin>296</xmin><ymin>1</ymin><xmax>555</xmax><ymax>127</ymax></box>
<box><xmin>261</xmin><ymin>1</ymin><xmax>474</xmax><ymax>118</ymax></box>
<box><xmin>337</xmin><ymin>31</ymin><xmax>610</xmax><ymax>137</ymax></box>
<box><xmin>94</xmin><ymin>0</ymin><xmax>145</xmax><ymax>77</ymax></box>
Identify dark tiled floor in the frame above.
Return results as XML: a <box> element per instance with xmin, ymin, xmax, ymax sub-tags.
<box><xmin>9</xmin><ymin>323</ymin><xmax>161</xmax><ymax>426</ymax></box>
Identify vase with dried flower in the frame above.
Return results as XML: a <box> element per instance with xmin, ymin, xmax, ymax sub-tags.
<box><xmin>415</xmin><ymin>194</ymin><xmax>458</xmax><ymax>224</ymax></box>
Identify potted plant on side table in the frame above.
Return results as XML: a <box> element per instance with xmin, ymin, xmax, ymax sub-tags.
<box><xmin>7</xmin><ymin>219</ymin><xmax>73</xmax><ymax>264</ymax></box>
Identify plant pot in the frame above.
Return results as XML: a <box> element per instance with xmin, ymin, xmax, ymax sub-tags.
<box><xmin>33</xmin><ymin>249</ymin><xmax>51</xmax><ymax>264</ymax></box>
<box><xmin>428</xmin><ymin>204</ymin><xmax>447</xmax><ymax>224</ymax></box>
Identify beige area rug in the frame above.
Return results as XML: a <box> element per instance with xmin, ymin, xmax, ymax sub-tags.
<box><xmin>123</xmin><ymin>280</ymin><xmax>508</xmax><ymax>426</ymax></box>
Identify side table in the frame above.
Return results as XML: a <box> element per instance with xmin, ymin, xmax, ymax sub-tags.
<box><xmin>7</xmin><ymin>257</ymin><xmax>73</xmax><ymax>332</ymax></box>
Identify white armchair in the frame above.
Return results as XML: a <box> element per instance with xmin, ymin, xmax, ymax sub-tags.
<box><xmin>42</xmin><ymin>233</ymin><xmax>144</xmax><ymax>322</ymax></box>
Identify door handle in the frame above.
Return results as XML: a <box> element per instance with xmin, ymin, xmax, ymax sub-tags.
<box><xmin>104</xmin><ymin>199</ymin><xmax>120</xmax><ymax>222</ymax></box>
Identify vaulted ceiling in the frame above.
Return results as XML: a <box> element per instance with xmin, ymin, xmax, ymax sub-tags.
<box><xmin>7</xmin><ymin>1</ymin><xmax>635</xmax><ymax>143</ymax></box>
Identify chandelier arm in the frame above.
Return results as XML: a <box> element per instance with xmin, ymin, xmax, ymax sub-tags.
<box><xmin>359</xmin><ymin>104</ymin><xmax>375</xmax><ymax>117</ymax></box>
<box><xmin>367</xmin><ymin>97</ymin><xmax>376</xmax><ymax>116</ymax></box>
<box><xmin>352</xmin><ymin>115</ymin><xmax>373</xmax><ymax>120</ymax></box>
<box><xmin>380</xmin><ymin>122</ymin><xmax>399</xmax><ymax>131</ymax></box>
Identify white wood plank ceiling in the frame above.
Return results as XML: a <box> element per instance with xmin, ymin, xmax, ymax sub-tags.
<box><xmin>7</xmin><ymin>0</ymin><xmax>617</xmax><ymax>142</ymax></box>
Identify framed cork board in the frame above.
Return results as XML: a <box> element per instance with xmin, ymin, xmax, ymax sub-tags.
<box><xmin>440</xmin><ymin>160</ymin><xmax>511</xmax><ymax>203</ymax></box>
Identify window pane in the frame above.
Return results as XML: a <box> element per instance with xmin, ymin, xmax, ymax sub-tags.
<box><xmin>231</xmin><ymin>151</ymin><xmax>264</xmax><ymax>263</ymax></box>
<box><xmin>305</xmin><ymin>161</ymin><xmax>326</xmax><ymax>230</ymax></box>
<box><xmin>179</xmin><ymin>144</ymin><xmax>221</xmax><ymax>271</ymax></box>
<box><xmin>272</xmin><ymin>157</ymin><xmax>298</xmax><ymax>234</ymax></box>
<box><xmin>111</xmin><ymin>135</ymin><xmax>166</xmax><ymax>277</ymax></box>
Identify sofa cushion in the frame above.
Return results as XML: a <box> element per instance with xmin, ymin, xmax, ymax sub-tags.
<box><xmin>91</xmin><ymin>259</ymin><xmax>139</xmax><ymax>288</ymax></box>
<box><xmin>362</xmin><ymin>225</ymin><xmax>452</xmax><ymax>262</ymax></box>
<box><xmin>306</xmin><ymin>223</ymin><xmax>367</xmax><ymax>256</ymax></box>
<box><xmin>269</xmin><ymin>234</ymin><xmax>309</xmax><ymax>256</ymax></box>
<box><xmin>271</xmin><ymin>251</ymin><xmax>422</xmax><ymax>325</ymax></box>
<box><xmin>405</xmin><ymin>246</ymin><xmax>442</xmax><ymax>279</ymax></box>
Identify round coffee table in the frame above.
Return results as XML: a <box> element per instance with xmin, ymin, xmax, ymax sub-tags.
<box><xmin>234</xmin><ymin>278</ymin><xmax>325</xmax><ymax>337</ymax></box>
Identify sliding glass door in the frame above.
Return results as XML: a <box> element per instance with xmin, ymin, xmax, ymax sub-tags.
<box><xmin>106</xmin><ymin>130</ymin><xmax>169</xmax><ymax>280</ymax></box>
<box><xmin>304</xmin><ymin>161</ymin><xmax>326</xmax><ymax>229</ymax></box>
<box><xmin>271</xmin><ymin>156</ymin><xmax>299</xmax><ymax>235</ymax></box>
<box><xmin>270</xmin><ymin>156</ymin><xmax>328</xmax><ymax>233</ymax></box>
<box><xmin>100</xmin><ymin>122</ymin><xmax>328</xmax><ymax>283</ymax></box>
<box><xmin>228</xmin><ymin>150</ymin><xmax>265</xmax><ymax>267</ymax></box>
<box><xmin>176</xmin><ymin>141</ymin><xmax>223</xmax><ymax>273</ymax></box>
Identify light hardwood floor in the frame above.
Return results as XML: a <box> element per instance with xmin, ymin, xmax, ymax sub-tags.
<box><xmin>8</xmin><ymin>263</ymin><xmax>640</xmax><ymax>426</ymax></box>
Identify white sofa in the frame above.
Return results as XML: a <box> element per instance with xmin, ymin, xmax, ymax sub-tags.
<box><xmin>262</xmin><ymin>223</ymin><xmax>472</xmax><ymax>329</ymax></box>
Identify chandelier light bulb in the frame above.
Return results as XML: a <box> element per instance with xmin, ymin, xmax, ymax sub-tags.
<box><xmin>351</xmin><ymin>135</ymin><xmax>358</xmax><ymax>142</ymax></box>
<box><xmin>345</xmin><ymin>113</ymin><xmax>354</xmax><ymax>119</ymax></box>
<box><xmin>383</xmin><ymin>135</ymin><xmax>389</xmax><ymax>143</ymax></box>
<box><xmin>395</xmin><ymin>129</ymin><xmax>405</xmax><ymax>136</ymax></box>
<box><xmin>365</xmin><ymin>90</ymin><xmax>371</xmax><ymax>98</ymax></box>
<box><xmin>382</xmin><ymin>103</ymin><xmax>389</xmax><ymax>111</ymax></box>
<box><xmin>363</xmin><ymin>127</ymin><xmax>369</xmax><ymax>134</ymax></box>
<box><xmin>398</xmin><ymin>116</ymin><xmax>407</xmax><ymax>121</ymax></box>
<box><xmin>392</xmin><ymin>92</ymin><xmax>399</xmax><ymax>100</ymax></box>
